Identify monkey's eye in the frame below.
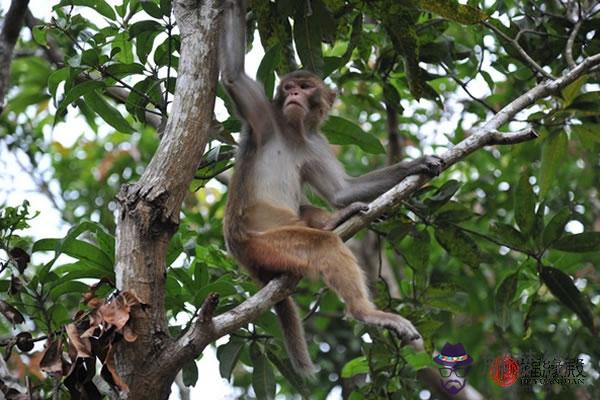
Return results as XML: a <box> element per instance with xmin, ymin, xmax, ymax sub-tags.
<box><xmin>300</xmin><ymin>82</ymin><xmax>312</xmax><ymax>89</ymax></box>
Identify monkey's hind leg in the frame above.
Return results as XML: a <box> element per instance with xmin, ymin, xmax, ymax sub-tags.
<box><xmin>246</xmin><ymin>227</ymin><xmax>420</xmax><ymax>342</ymax></box>
<box><xmin>318</xmin><ymin>239</ymin><xmax>421</xmax><ymax>342</ymax></box>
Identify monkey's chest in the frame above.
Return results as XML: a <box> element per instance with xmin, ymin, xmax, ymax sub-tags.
<box><xmin>252</xmin><ymin>144</ymin><xmax>303</xmax><ymax>209</ymax></box>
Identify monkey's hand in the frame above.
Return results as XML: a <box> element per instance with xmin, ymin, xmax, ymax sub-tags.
<box><xmin>415</xmin><ymin>155</ymin><xmax>444</xmax><ymax>177</ymax></box>
<box><xmin>388</xmin><ymin>315</ymin><xmax>421</xmax><ymax>343</ymax></box>
<box><xmin>323</xmin><ymin>202</ymin><xmax>369</xmax><ymax>231</ymax></box>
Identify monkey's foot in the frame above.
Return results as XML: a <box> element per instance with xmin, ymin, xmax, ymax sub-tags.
<box><xmin>421</xmin><ymin>155</ymin><xmax>445</xmax><ymax>176</ymax></box>
<box><xmin>323</xmin><ymin>202</ymin><xmax>370</xmax><ymax>230</ymax></box>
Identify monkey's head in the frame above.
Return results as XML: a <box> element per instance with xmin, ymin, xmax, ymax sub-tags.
<box><xmin>274</xmin><ymin>70</ymin><xmax>336</xmax><ymax>130</ymax></box>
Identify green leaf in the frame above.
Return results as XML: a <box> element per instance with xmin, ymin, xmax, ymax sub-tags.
<box><xmin>217</xmin><ymin>338</ymin><xmax>245</xmax><ymax>381</ymax></box>
<box><xmin>542</xmin><ymin>208</ymin><xmax>571</xmax><ymax>248</ymax></box>
<box><xmin>182</xmin><ymin>360</ymin><xmax>199</xmax><ymax>387</ymax></box>
<box><xmin>154</xmin><ymin>35</ymin><xmax>180</xmax><ymax>67</ymax></box>
<box><xmin>49</xmin><ymin>303</ymin><xmax>70</xmax><ymax>327</ymax></box>
<box><xmin>80</xmin><ymin>49</ymin><xmax>99</xmax><ymax>67</ymax></box>
<box><xmin>561</xmin><ymin>76</ymin><xmax>586</xmax><ymax>107</ymax></box>
<box><xmin>32</xmin><ymin>25</ymin><xmax>48</xmax><ymax>47</ymax></box>
<box><xmin>312</xmin><ymin>0</ymin><xmax>336</xmax><ymax>43</ymax></box>
<box><xmin>83</xmin><ymin>91</ymin><xmax>135</xmax><ymax>133</ymax></box>
<box><xmin>129</xmin><ymin>20</ymin><xmax>163</xmax><ymax>37</ymax></box>
<box><xmin>57</xmin><ymin>80</ymin><xmax>105</xmax><ymax>113</ymax></box>
<box><xmin>113</xmin><ymin>32</ymin><xmax>134</xmax><ymax>64</ymax></box>
<box><xmin>33</xmin><ymin>238</ymin><xmax>113</xmax><ymax>272</ymax></box>
<box><xmin>514</xmin><ymin>173</ymin><xmax>536</xmax><ymax>236</ymax></box>
<box><xmin>402</xmin><ymin>228</ymin><xmax>430</xmax><ymax>270</ymax></box>
<box><xmin>418</xmin><ymin>0</ymin><xmax>486</xmax><ymax>24</ymax></box>
<box><xmin>323</xmin><ymin>14</ymin><xmax>362</xmax><ymax>77</ymax></box>
<box><xmin>256</xmin><ymin>44</ymin><xmax>281</xmax><ymax>100</ymax></box>
<box><xmin>480</xmin><ymin>70</ymin><xmax>495</xmax><ymax>91</ymax></box>
<box><xmin>402</xmin><ymin>349</ymin><xmax>432</xmax><ymax>370</ymax></box>
<box><xmin>425</xmin><ymin>180</ymin><xmax>461</xmax><ymax>210</ymax></box>
<box><xmin>250</xmin><ymin>343</ymin><xmax>276</xmax><ymax>400</ymax></box>
<box><xmin>495</xmin><ymin>273</ymin><xmax>518</xmax><ymax>331</ymax></box>
<box><xmin>55</xmin><ymin>0</ymin><xmax>116</xmax><ymax>20</ymax></box>
<box><xmin>490</xmin><ymin>222</ymin><xmax>527</xmax><ymax>251</ymax></box>
<box><xmin>194</xmin><ymin>280</ymin><xmax>236</xmax><ymax>307</ymax></box>
<box><xmin>571</xmin><ymin>124</ymin><xmax>600</xmax><ymax>144</ymax></box>
<box><xmin>434</xmin><ymin>225</ymin><xmax>481</xmax><ymax>268</ymax></box>
<box><xmin>552</xmin><ymin>232</ymin><xmax>600</xmax><ymax>253</ymax></box>
<box><xmin>265</xmin><ymin>349</ymin><xmax>310</xmax><ymax>397</ymax></box>
<box><xmin>293</xmin><ymin>4</ymin><xmax>324</xmax><ymax>74</ymax></box>
<box><xmin>434</xmin><ymin>201</ymin><xmax>472</xmax><ymax>223</ymax></box>
<box><xmin>49</xmin><ymin>281</ymin><xmax>89</xmax><ymax>301</ymax></box>
<box><xmin>141</xmin><ymin>0</ymin><xmax>163</xmax><ymax>18</ymax></box>
<box><xmin>105</xmin><ymin>63</ymin><xmax>145</xmax><ymax>78</ymax></box>
<box><xmin>540</xmin><ymin>266</ymin><xmax>596</xmax><ymax>334</ymax></box>
<box><xmin>159</xmin><ymin>0</ymin><xmax>171</xmax><ymax>16</ymax></box>
<box><xmin>47</xmin><ymin>67</ymin><xmax>71</xmax><ymax>98</ymax></box>
<box><xmin>130</xmin><ymin>21</ymin><xmax>162</xmax><ymax>63</ymax></box>
<box><xmin>321</xmin><ymin>116</ymin><xmax>385</xmax><ymax>154</ymax></box>
<box><xmin>341</xmin><ymin>356</ymin><xmax>369</xmax><ymax>378</ymax></box>
<box><xmin>170</xmin><ymin>267</ymin><xmax>193</xmax><ymax>295</ymax></box>
<box><xmin>539</xmin><ymin>132</ymin><xmax>567</xmax><ymax>198</ymax></box>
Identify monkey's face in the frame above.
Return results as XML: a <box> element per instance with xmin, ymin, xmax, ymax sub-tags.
<box><xmin>281</xmin><ymin>78</ymin><xmax>317</xmax><ymax>123</ymax></box>
<box><xmin>275</xmin><ymin>71</ymin><xmax>336</xmax><ymax>130</ymax></box>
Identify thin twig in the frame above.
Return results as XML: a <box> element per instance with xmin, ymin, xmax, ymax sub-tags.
<box><xmin>482</xmin><ymin>21</ymin><xmax>556</xmax><ymax>80</ymax></box>
<box><xmin>302</xmin><ymin>287</ymin><xmax>327</xmax><ymax>321</ymax></box>
<box><xmin>440</xmin><ymin>64</ymin><xmax>496</xmax><ymax>113</ymax></box>
<box><xmin>565</xmin><ymin>20</ymin><xmax>583</xmax><ymax>68</ymax></box>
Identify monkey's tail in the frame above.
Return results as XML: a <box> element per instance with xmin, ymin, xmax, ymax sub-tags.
<box><xmin>274</xmin><ymin>297</ymin><xmax>317</xmax><ymax>378</ymax></box>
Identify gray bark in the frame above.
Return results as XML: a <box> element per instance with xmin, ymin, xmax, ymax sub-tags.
<box><xmin>0</xmin><ymin>0</ymin><xmax>30</xmax><ymax>111</ymax></box>
<box><xmin>112</xmin><ymin>1</ymin><xmax>220</xmax><ymax>398</ymax></box>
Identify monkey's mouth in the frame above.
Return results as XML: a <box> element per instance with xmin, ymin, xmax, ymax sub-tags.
<box><xmin>286</xmin><ymin>101</ymin><xmax>304</xmax><ymax>109</ymax></box>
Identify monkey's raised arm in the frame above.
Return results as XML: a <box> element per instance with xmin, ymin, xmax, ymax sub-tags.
<box><xmin>220</xmin><ymin>0</ymin><xmax>273</xmax><ymax>141</ymax></box>
<box><xmin>306</xmin><ymin>139</ymin><xmax>443</xmax><ymax>208</ymax></box>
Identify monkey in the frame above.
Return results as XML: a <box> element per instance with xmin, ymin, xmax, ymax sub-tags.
<box><xmin>219</xmin><ymin>0</ymin><xmax>444</xmax><ymax>376</ymax></box>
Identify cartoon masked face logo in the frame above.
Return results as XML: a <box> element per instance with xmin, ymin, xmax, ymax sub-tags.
<box><xmin>433</xmin><ymin>343</ymin><xmax>473</xmax><ymax>395</ymax></box>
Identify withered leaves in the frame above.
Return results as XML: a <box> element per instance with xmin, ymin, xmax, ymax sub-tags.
<box><xmin>0</xmin><ymin>301</ymin><xmax>24</xmax><ymax>325</ymax></box>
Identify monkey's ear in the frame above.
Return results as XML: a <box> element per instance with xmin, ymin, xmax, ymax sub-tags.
<box><xmin>326</xmin><ymin>89</ymin><xmax>336</xmax><ymax>107</ymax></box>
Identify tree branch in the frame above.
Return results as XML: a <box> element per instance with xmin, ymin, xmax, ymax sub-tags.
<box><xmin>488</xmin><ymin>128</ymin><xmax>539</xmax><ymax>145</ymax></box>
<box><xmin>337</xmin><ymin>52</ymin><xmax>600</xmax><ymax>239</ymax></box>
<box><xmin>0</xmin><ymin>0</ymin><xmax>30</xmax><ymax>109</ymax></box>
<box><xmin>565</xmin><ymin>19</ymin><xmax>583</xmax><ymax>68</ymax></box>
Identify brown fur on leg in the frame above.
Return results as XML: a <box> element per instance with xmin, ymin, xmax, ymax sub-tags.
<box><xmin>241</xmin><ymin>227</ymin><xmax>420</xmax><ymax>343</ymax></box>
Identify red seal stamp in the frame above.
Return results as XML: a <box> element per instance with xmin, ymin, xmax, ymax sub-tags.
<box><xmin>489</xmin><ymin>355</ymin><xmax>520</xmax><ymax>387</ymax></box>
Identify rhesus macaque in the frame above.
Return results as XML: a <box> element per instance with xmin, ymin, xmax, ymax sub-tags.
<box><xmin>220</xmin><ymin>0</ymin><xmax>443</xmax><ymax>376</ymax></box>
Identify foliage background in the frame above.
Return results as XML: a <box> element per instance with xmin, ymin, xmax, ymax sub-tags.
<box><xmin>0</xmin><ymin>0</ymin><xmax>598</xmax><ymax>399</ymax></box>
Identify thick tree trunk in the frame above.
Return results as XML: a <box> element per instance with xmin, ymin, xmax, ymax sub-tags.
<box><xmin>113</xmin><ymin>1</ymin><xmax>220</xmax><ymax>398</ymax></box>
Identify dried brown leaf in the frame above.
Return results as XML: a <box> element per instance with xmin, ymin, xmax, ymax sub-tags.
<box><xmin>66</xmin><ymin>323</ymin><xmax>92</xmax><ymax>358</ymax></box>
<box><xmin>102</xmin><ymin>344</ymin><xmax>129</xmax><ymax>394</ymax></box>
<box><xmin>99</xmin><ymin>295</ymin><xmax>130</xmax><ymax>330</ymax></box>
<box><xmin>9</xmin><ymin>247</ymin><xmax>30</xmax><ymax>273</ymax></box>
<box><xmin>0</xmin><ymin>301</ymin><xmax>24</xmax><ymax>325</ymax></box>
<box><xmin>8</xmin><ymin>275</ymin><xmax>22</xmax><ymax>295</ymax></box>
<box><xmin>40</xmin><ymin>338</ymin><xmax>65</xmax><ymax>377</ymax></box>
<box><xmin>121</xmin><ymin>290</ymin><xmax>142</xmax><ymax>307</ymax></box>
